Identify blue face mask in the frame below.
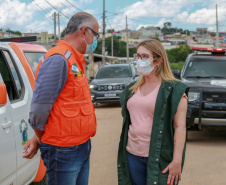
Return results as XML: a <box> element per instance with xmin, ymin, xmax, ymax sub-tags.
<box><xmin>84</xmin><ymin>36</ymin><xmax>97</xmax><ymax>54</ymax></box>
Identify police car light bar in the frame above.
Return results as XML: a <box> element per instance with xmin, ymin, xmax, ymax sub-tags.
<box><xmin>0</xmin><ymin>36</ymin><xmax>37</xmax><ymax>42</ymax></box>
<box><xmin>191</xmin><ymin>46</ymin><xmax>226</xmax><ymax>53</ymax></box>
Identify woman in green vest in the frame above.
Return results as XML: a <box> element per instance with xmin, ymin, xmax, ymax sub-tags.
<box><xmin>118</xmin><ymin>39</ymin><xmax>189</xmax><ymax>185</ymax></box>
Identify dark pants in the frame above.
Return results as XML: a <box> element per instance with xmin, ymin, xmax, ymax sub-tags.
<box><xmin>127</xmin><ymin>151</ymin><xmax>148</xmax><ymax>185</ymax></box>
<box><xmin>40</xmin><ymin>139</ymin><xmax>91</xmax><ymax>185</ymax></box>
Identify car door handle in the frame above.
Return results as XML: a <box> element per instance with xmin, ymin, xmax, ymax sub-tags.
<box><xmin>2</xmin><ymin>121</ymin><xmax>13</xmax><ymax>129</ymax></box>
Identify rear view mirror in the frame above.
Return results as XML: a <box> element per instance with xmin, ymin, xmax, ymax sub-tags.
<box><xmin>0</xmin><ymin>82</ymin><xmax>7</xmax><ymax>107</ymax></box>
<box><xmin>172</xmin><ymin>70</ymin><xmax>181</xmax><ymax>79</ymax></box>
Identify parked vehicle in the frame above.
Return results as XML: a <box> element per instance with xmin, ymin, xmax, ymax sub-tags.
<box><xmin>0</xmin><ymin>37</ymin><xmax>48</xmax><ymax>185</ymax></box>
<box><xmin>174</xmin><ymin>47</ymin><xmax>226</xmax><ymax>131</ymax></box>
<box><xmin>89</xmin><ymin>64</ymin><xmax>138</xmax><ymax>105</ymax></box>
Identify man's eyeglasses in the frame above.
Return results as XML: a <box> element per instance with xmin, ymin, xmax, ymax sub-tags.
<box><xmin>80</xmin><ymin>26</ymin><xmax>99</xmax><ymax>39</ymax></box>
<box><xmin>134</xmin><ymin>53</ymin><xmax>149</xmax><ymax>61</ymax></box>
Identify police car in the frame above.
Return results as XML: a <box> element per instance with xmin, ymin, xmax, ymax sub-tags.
<box><xmin>177</xmin><ymin>47</ymin><xmax>226</xmax><ymax>131</ymax></box>
<box><xmin>0</xmin><ymin>37</ymin><xmax>47</xmax><ymax>185</ymax></box>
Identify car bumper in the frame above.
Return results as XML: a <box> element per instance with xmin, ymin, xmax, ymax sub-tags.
<box><xmin>90</xmin><ymin>90</ymin><xmax>123</xmax><ymax>103</ymax></box>
<box><xmin>186</xmin><ymin>102</ymin><xmax>226</xmax><ymax>129</ymax></box>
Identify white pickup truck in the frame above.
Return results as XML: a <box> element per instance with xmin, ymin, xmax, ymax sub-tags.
<box><xmin>0</xmin><ymin>38</ymin><xmax>48</xmax><ymax>185</ymax></box>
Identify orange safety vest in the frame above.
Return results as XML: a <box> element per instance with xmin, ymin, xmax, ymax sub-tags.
<box><xmin>35</xmin><ymin>40</ymin><xmax>96</xmax><ymax>147</ymax></box>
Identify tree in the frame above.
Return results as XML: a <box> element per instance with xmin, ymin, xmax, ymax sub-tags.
<box><xmin>210</xmin><ymin>32</ymin><xmax>216</xmax><ymax>37</ymax></box>
<box><xmin>106</xmin><ymin>29</ymin><xmax>115</xmax><ymax>33</ymax></box>
<box><xmin>5</xmin><ymin>28</ymin><xmax>22</xmax><ymax>36</ymax></box>
<box><xmin>164</xmin><ymin>22</ymin><xmax>172</xmax><ymax>33</ymax></box>
<box><xmin>61</xmin><ymin>27</ymin><xmax>66</xmax><ymax>38</ymax></box>
<box><xmin>166</xmin><ymin>45</ymin><xmax>193</xmax><ymax>63</ymax></box>
<box><xmin>95</xmin><ymin>36</ymin><xmax>136</xmax><ymax>57</ymax></box>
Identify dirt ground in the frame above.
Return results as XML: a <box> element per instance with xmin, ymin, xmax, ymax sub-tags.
<box><xmin>89</xmin><ymin>103</ymin><xmax>226</xmax><ymax>185</ymax></box>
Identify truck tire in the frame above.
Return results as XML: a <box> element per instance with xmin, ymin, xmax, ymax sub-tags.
<box><xmin>30</xmin><ymin>173</ymin><xmax>48</xmax><ymax>185</ymax></box>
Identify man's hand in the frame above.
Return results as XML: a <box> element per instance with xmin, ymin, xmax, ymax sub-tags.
<box><xmin>23</xmin><ymin>135</ymin><xmax>39</xmax><ymax>159</ymax></box>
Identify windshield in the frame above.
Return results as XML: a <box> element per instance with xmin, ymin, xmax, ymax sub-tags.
<box><xmin>95</xmin><ymin>66</ymin><xmax>132</xmax><ymax>79</ymax></box>
<box><xmin>23</xmin><ymin>52</ymin><xmax>46</xmax><ymax>75</ymax></box>
<box><xmin>184</xmin><ymin>57</ymin><xmax>226</xmax><ymax>78</ymax></box>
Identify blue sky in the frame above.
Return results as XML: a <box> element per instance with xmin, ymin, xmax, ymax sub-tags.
<box><xmin>0</xmin><ymin>0</ymin><xmax>226</xmax><ymax>34</ymax></box>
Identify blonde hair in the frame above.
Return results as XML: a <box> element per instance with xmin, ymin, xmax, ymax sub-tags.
<box><xmin>130</xmin><ymin>39</ymin><xmax>177</xmax><ymax>93</ymax></box>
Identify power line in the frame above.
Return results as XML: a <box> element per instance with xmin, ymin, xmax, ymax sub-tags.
<box><xmin>64</xmin><ymin>0</ymin><xmax>83</xmax><ymax>12</ymax></box>
<box><xmin>32</xmin><ymin>1</ymin><xmax>54</xmax><ymax>24</ymax></box>
<box><xmin>44</xmin><ymin>0</ymin><xmax>70</xmax><ymax>19</ymax></box>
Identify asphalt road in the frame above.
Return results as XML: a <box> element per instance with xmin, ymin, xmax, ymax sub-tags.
<box><xmin>89</xmin><ymin>103</ymin><xmax>226</xmax><ymax>185</ymax></box>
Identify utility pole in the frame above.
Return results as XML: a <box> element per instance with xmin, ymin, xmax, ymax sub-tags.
<box><xmin>54</xmin><ymin>12</ymin><xmax>57</xmax><ymax>44</ymax></box>
<box><xmin>216</xmin><ymin>4</ymin><xmax>219</xmax><ymax>47</ymax></box>
<box><xmin>102</xmin><ymin>0</ymin><xmax>106</xmax><ymax>65</ymax></box>
<box><xmin>58</xmin><ymin>13</ymin><xmax>61</xmax><ymax>40</ymax></box>
<box><xmin>111</xmin><ymin>32</ymin><xmax>113</xmax><ymax>57</ymax></box>
<box><xmin>126</xmin><ymin>15</ymin><xmax>129</xmax><ymax>63</ymax></box>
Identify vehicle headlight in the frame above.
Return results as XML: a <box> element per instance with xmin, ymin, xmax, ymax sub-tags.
<box><xmin>89</xmin><ymin>85</ymin><xmax>95</xmax><ymax>89</ymax></box>
<box><xmin>188</xmin><ymin>92</ymin><xmax>200</xmax><ymax>102</ymax></box>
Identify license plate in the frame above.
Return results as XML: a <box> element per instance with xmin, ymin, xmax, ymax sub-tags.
<box><xmin>104</xmin><ymin>93</ymin><xmax>116</xmax><ymax>97</ymax></box>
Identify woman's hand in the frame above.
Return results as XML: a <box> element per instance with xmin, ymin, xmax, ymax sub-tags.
<box><xmin>161</xmin><ymin>160</ymin><xmax>182</xmax><ymax>185</ymax></box>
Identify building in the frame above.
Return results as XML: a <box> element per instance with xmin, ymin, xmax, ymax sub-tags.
<box><xmin>0</xmin><ymin>31</ymin><xmax>22</xmax><ymax>38</ymax></box>
<box><xmin>22</xmin><ymin>32</ymin><xmax>39</xmax><ymax>37</ymax></box>
<box><xmin>219</xmin><ymin>32</ymin><xmax>226</xmax><ymax>38</ymax></box>
<box><xmin>196</xmin><ymin>28</ymin><xmax>208</xmax><ymax>32</ymax></box>
<box><xmin>138</xmin><ymin>26</ymin><xmax>161</xmax><ymax>38</ymax></box>
<box><xmin>37</xmin><ymin>32</ymin><xmax>53</xmax><ymax>44</ymax></box>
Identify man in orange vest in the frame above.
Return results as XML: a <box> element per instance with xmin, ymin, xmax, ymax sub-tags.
<box><xmin>27</xmin><ymin>12</ymin><xmax>99</xmax><ymax>185</ymax></box>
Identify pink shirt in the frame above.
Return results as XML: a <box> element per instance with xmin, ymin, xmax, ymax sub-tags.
<box><xmin>126</xmin><ymin>84</ymin><xmax>160</xmax><ymax>157</ymax></box>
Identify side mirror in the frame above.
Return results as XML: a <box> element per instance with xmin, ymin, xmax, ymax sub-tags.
<box><xmin>0</xmin><ymin>82</ymin><xmax>7</xmax><ymax>107</ymax></box>
<box><xmin>133</xmin><ymin>74</ymin><xmax>139</xmax><ymax>81</ymax></box>
<box><xmin>89</xmin><ymin>75</ymin><xmax>95</xmax><ymax>81</ymax></box>
<box><xmin>172</xmin><ymin>70</ymin><xmax>181</xmax><ymax>79</ymax></box>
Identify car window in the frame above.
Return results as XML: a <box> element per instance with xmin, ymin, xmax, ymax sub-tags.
<box><xmin>184</xmin><ymin>57</ymin><xmax>226</xmax><ymax>78</ymax></box>
<box><xmin>95</xmin><ymin>66</ymin><xmax>132</xmax><ymax>79</ymax></box>
<box><xmin>23</xmin><ymin>52</ymin><xmax>46</xmax><ymax>74</ymax></box>
<box><xmin>0</xmin><ymin>50</ymin><xmax>23</xmax><ymax>101</ymax></box>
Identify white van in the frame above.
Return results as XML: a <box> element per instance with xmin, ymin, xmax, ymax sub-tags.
<box><xmin>0</xmin><ymin>39</ymin><xmax>47</xmax><ymax>185</ymax></box>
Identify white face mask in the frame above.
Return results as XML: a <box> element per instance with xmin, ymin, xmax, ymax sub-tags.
<box><xmin>136</xmin><ymin>59</ymin><xmax>156</xmax><ymax>76</ymax></box>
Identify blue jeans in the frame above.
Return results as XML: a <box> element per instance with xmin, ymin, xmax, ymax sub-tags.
<box><xmin>127</xmin><ymin>151</ymin><xmax>148</xmax><ymax>185</ymax></box>
<box><xmin>40</xmin><ymin>139</ymin><xmax>91</xmax><ymax>185</ymax></box>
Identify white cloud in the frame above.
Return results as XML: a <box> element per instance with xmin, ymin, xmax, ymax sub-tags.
<box><xmin>0</xmin><ymin>0</ymin><xmax>35</xmax><ymax>29</ymax></box>
<box><xmin>173</xmin><ymin>6</ymin><xmax>226</xmax><ymax>28</ymax></box>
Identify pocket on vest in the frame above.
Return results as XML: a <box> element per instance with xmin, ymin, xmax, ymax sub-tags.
<box><xmin>60</xmin><ymin>104</ymin><xmax>80</xmax><ymax>136</ymax></box>
<box><xmin>60</xmin><ymin>103</ymin><xmax>95</xmax><ymax>136</ymax></box>
<box><xmin>80</xmin><ymin>104</ymin><xmax>96</xmax><ymax>133</ymax></box>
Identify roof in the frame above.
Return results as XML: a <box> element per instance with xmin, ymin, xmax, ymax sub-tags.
<box><xmin>210</xmin><ymin>36</ymin><xmax>224</xmax><ymax>40</ymax></box>
<box><xmin>13</xmin><ymin>43</ymin><xmax>47</xmax><ymax>52</ymax></box>
<box><xmin>101</xmin><ymin>64</ymin><xmax>131</xmax><ymax>68</ymax></box>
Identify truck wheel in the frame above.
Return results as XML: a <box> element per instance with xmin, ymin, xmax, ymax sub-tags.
<box><xmin>30</xmin><ymin>173</ymin><xmax>48</xmax><ymax>185</ymax></box>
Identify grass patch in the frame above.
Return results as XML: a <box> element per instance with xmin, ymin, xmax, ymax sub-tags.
<box><xmin>170</xmin><ymin>62</ymin><xmax>184</xmax><ymax>70</ymax></box>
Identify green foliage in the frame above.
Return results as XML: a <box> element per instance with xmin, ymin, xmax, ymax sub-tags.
<box><xmin>210</xmin><ymin>32</ymin><xmax>216</xmax><ymax>36</ymax></box>
<box><xmin>5</xmin><ymin>28</ymin><xmax>22</xmax><ymax>36</ymax></box>
<box><xmin>170</xmin><ymin>62</ymin><xmax>184</xmax><ymax>70</ymax></box>
<box><xmin>95</xmin><ymin>36</ymin><xmax>136</xmax><ymax>57</ymax></box>
<box><xmin>61</xmin><ymin>27</ymin><xmax>66</xmax><ymax>38</ymax></box>
<box><xmin>166</xmin><ymin>45</ymin><xmax>193</xmax><ymax>63</ymax></box>
<box><xmin>161</xmin><ymin>22</ymin><xmax>190</xmax><ymax>35</ymax></box>
<box><xmin>106</xmin><ymin>29</ymin><xmax>114</xmax><ymax>33</ymax></box>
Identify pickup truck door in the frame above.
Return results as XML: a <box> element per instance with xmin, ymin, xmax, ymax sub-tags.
<box><xmin>0</xmin><ymin>76</ymin><xmax>17</xmax><ymax>184</ymax></box>
<box><xmin>0</xmin><ymin>49</ymin><xmax>40</xmax><ymax>185</ymax></box>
